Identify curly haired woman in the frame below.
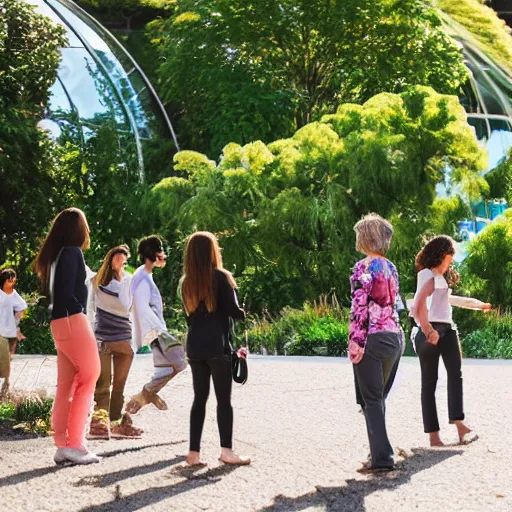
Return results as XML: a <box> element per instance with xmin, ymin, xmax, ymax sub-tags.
<box><xmin>412</xmin><ymin>235</ymin><xmax>491</xmax><ymax>447</ymax></box>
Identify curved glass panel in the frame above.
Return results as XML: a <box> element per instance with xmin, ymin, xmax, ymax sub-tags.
<box><xmin>27</xmin><ymin>0</ymin><xmax>178</xmax><ymax>182</ymax></box>
<box><xmin>445</xmin><ymin>15</ymin><xmax>512</xmax><ymax>174</ymax></box>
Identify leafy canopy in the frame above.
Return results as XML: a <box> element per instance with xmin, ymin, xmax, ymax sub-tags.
<box><xmin>148</xmin><ymin>86</ymin><xmax>486</xmax><ymax>309</ymax></box>
<box><xmin>150</xmin><ymin>0</ymin><xmax>468</xmax><ymax>157</ymax></box>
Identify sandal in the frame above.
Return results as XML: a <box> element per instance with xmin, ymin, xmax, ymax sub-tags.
<box><xmin>110</xmin><ymin>413</ymin><xmax>144</xmax><ymax>439</ymax></box>
<box><xmin>356</xmin><ymin>461</ymin><xmax>394</xmax><ymax>474</ymax></box>
<box><xmin>87</xmin><ymin>412</ymin><xmax>110</xmax><ymax>440</ymax></box>
<box><xmin>218</xmin><ymin>455</ymin><xmax>251</xmax><ymax>465</ymax></box>
<box><xmin>460</xmin><ymin>432</ymin><xmax>479</xmax><ymax>445</ymax></box>
<box><xmin>125</xmin><ymin>389</ymin><xmax>168</xmax><ymax>414</ymax></box>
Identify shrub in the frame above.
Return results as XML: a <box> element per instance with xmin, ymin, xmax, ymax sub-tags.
<box><xmin>461</xmin><ymin>312</ymin><xmax>512</xmax><ymax>359</ymax></box>
<box><xmin>1</xmin><ymin>390</ymin><xmax>53</xmax><ymax>435</ymax></box>
<box><xmin>18</xmin><ymin>298</ymin><xmax>55</xmax><ymax>355</ymax></box>
<box><xmin>246</xmin><ymin>295</ymin><xmax>349</xmax><ymax>356</ymax></box>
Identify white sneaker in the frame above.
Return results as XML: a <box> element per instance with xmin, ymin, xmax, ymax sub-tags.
<box><xmin>55</xmin><ymin>447</ymin><xmax>101</xmax><ymax>465</ymax></box>
<box><xmin>53</xmin><ymin>447</ymin><xmax>68</xmax><ymax>465</ymax></box>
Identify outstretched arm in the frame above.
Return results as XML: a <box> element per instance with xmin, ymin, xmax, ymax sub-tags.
<box><xmin>449</xmin><ymin>295</ymin><xmax>491</xmax><ymax>311</ymax></box>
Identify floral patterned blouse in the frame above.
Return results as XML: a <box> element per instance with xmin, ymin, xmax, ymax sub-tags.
<box><xmin>349</xmin><ymin>257</ymin><xmax>401</xmax><ymax>351</ymax></box>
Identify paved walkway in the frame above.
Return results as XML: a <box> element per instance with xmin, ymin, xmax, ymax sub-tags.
<box><xmin>2</xmin><ymin>355</ymin><xmax>512</xmax><ymax>511</ymax></box>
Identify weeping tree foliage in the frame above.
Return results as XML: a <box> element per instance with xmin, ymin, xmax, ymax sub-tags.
<box><xmin>437</xmin><ymin>0</ymin><xmax>512</xmax><ymax>73</ymax></box>
<box><xmin>147</xmin><ymin>86</ymin><xmax>487</xmax><ymax>311</ymax></box>
<box><xmin>150</xmin><ymin>0</ymin><xmax>468</xmax><ymax>157</ymax></box>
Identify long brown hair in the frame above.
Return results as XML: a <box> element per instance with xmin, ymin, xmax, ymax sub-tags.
<box><xmin>181</xmin><ymin>231</ymin><xmax>236</xmax><ymax>314</ymax></box>
<box><xmin>94</xmin><ymin>244</ymin><xmax>130</xmax><ymax>288</ymax></box>
<box><xmin>34</xmin><ymin>208</ymin><xmax>90</xmax><ymax>295</ymax></box>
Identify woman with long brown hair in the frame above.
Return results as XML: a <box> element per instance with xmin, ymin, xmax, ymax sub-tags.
<box><xmin>88</xmin><ymin>244</ymin><xmax>142</xmax><ymax>439</ymax></box>
<box><xmin>181</xmin><ymin>231</ymin><xmax>250</xmax><ymax>466</ymax></box>
<box><xmin>34</xmin><ymin>208</ymin><xmax>101</xmax><ymax>465</ymax></box>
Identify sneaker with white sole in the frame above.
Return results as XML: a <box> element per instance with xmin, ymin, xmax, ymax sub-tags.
<box><xmin>54</xmin><ymin>447</ymin><xmax>101</xmax><ymax>465</ymax></box>
<box><xmin>53</xmin><ymin>447</ymin><xmax>68</xmax><ymax>465</ymax></box>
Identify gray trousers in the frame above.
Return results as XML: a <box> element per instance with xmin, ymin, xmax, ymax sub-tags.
<box><xmin>354</xmin><ymin>331</ymin><xmax>402</xmax><ymax>468</ymax></box>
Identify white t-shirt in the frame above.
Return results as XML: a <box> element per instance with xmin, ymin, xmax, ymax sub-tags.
<box><xmin>412</xmin><ymin>269</ymin><xmax>485</xmax><ymax>324</ymax></box>
<box><xmin>0</xmin><ymin>290</ymin><xmax>28</xmax><ymax>338</ymax></box>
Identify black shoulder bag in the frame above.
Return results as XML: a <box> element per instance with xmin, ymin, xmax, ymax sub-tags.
<box><xmin>230</xmin><ymin>318</ymin><xmax>248</xmax><ymax>385</ymax></box>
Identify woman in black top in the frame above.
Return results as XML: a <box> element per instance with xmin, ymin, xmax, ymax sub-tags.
<box><xmin>34</xmin><ymin>208</ymin><xmax>101</xmax><ymax>465</ymax></box>
<box><xmin>181</xmin><ymin>231</ymin><xmax>250</xmax><ymax>466</ymax></box>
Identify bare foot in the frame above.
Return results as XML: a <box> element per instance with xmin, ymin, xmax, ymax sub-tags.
<box><xmin>186</xmin><ymin>451</ymin><xmax>206</xmax><ymax>466</ymax></box>
<box><xmin>429</xmin><ymin>432</ymin><xmax>445</xmax><ymax>447</ymax></box>
<box><xmin>219</xmin><ymin>448</ymin><xmax>251</xmax><ymax>465</ymax></box>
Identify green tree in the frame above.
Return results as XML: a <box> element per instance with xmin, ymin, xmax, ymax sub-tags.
<box><xmin>151</xmin><ymin>0</ymin><xmax>468</xmax><ymax>157</ymax></box>
<box><xmin>462</xmin><ymin>210</ymin><xmax>512</xmax><ymax>308</ymax></box>
<box><xmin>485</xmin><ymin>148</ymin><xmax>512</xmax><ymax>203</ymax></box>
<box><xmin>77</xmin><ymin>0</ymin><xmax>176</xmax><ymax>29</ymax></box>
<box><xmin>149</xmin><ymin>86</ymin><xmax>486</xmax><ymax>310</ymax></box>
<box><xmin>0</xmin><ymin>0</ymin><xmax>67</xmax><ymax>273</ymax></box>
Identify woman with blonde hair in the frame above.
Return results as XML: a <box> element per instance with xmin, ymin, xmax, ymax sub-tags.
<box><xmin>349</xmin><ymin>214</ymin><xmax>403</xmax><ymax>473</ymax></box>
<box><xmin>181</xmin><ymin>231</ymin><xmax>250</xmax><ymax>466</ymax></box>
<box><xmin>34</xmin><ymin>208</ymin><xmax>101</xmax><ymax>465</ymax></box>
<box><xmin>88</xmin><ymin>244</ymin><xmax>142</xmax><ymax>439</ymax></box>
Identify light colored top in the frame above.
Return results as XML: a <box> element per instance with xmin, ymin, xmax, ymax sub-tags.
<box><xmin>127</xmin><ymin>266</ymin><xmax>167</xmax><ymax>350</ymax></box>
<box><xmin>0</xmin><ymin>290</ymin><xmax>27</xmax><ymax>338</ymax></box>
<box><xmin>412</xmin><ymin>269</ymin><xmax>485</xmax><ymax>325</ymax></box>
<box><xmin>90</xmin><ymin>277</ymin><xmax>132</xmax><ymax>342</ymax></box>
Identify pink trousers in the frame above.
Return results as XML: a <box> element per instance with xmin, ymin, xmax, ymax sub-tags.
<box><xmin>50</xmin><ymin>313</ymin><xmax>100</xmax><ymax>450</ymax></box>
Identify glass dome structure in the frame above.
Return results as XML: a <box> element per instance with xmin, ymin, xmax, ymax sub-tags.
<box><xmin>27</xmin><ymin>0</ymin><xmax>179</xmax><ymax>182</ymax></box>
<box><xmin>441</xmin><ymin>15</ymin><xmax>512</xmax><ymax>245</ymax></box>
<box><xmin>445</xmin><ymin>16</ymin><xmax>512</xmax><ymax>173</ymax></box>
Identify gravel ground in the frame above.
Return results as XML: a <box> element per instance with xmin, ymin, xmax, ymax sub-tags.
<box><xmin>2</xmin><ymin>354</ymin><xmax>511</xmax><ymax>511</ymax></box>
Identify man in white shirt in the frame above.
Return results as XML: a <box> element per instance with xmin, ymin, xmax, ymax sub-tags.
<box><xmin>124</xmin><ymin>236</ymin><xmax>187</xmax><ymax>414</ymax></box>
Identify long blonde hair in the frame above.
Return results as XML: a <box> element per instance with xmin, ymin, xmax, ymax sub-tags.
<box><xmin>181</xmin><ymin>231</ymin><xmax>236</xmax><ymax>314</ymax></box>
<box><xmin>94</xmin><ymin>244</ymin><xmax>130</xmax><ymax>288</ymax></box>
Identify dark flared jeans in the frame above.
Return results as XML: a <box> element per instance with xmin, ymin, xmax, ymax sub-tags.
<box><xmin>354</xmin><ymin>332</ymin><xmax>402</xmax><ymax>468</ymax></box>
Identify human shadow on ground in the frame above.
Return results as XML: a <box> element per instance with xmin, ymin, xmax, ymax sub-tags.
<box><xmin>74</xmin><ymin>456</ymin><xmax>186</xmax><ymax>488</ymax></box>
<box><xmin>79</xmin><ymin>464</ymin><xmax>240</xmax><ymax>512</ymax></box>
<box><xmin>258</xmin><ymin>448</ymin><xmax>463</xmax><ymax>511</ymax></box>
<box><xmin>0</xmin><ymin>441</ymin><xmax>184</xmax><ymax>488</ymax></box>
<box><xmin>0</xmin><ymin>465</ymin><xmax>63</xmax><ymax>488</ymax></box>
<box><xmin>96</xmin><ymin>440</ymin><xmax>187</xmax><ymax>459</ymax></box>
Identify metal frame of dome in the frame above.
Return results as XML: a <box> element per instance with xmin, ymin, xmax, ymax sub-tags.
<box><xmin>28</xmin><ymin>0</ymin><xmax>179</xmax><ymax>182</ymax></box>
<box><xmin>442</xmin><ymin>14</ymin><xmax>512</xmax><ymax>174</ymax></box>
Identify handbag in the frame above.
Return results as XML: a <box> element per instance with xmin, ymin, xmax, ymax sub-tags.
<box><xmin>230</xmin><ymin>318</ymin><xmax>248</xmax><ymax>385</ymax></box>
<box><xmin>232</xmin><ymin>347</ymin><xmax>248</xmax><ymax>384</ymax></box>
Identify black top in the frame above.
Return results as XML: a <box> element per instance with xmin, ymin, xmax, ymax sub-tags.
<box><xmin>185</xmin><ymin>270</ymin><xmax>245</xmax><ymax>359</ymax></box>
<box><xmin>51</xmin><ymin>246</ymin><xmax>87</xmax><ymax>320</ymax></box>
